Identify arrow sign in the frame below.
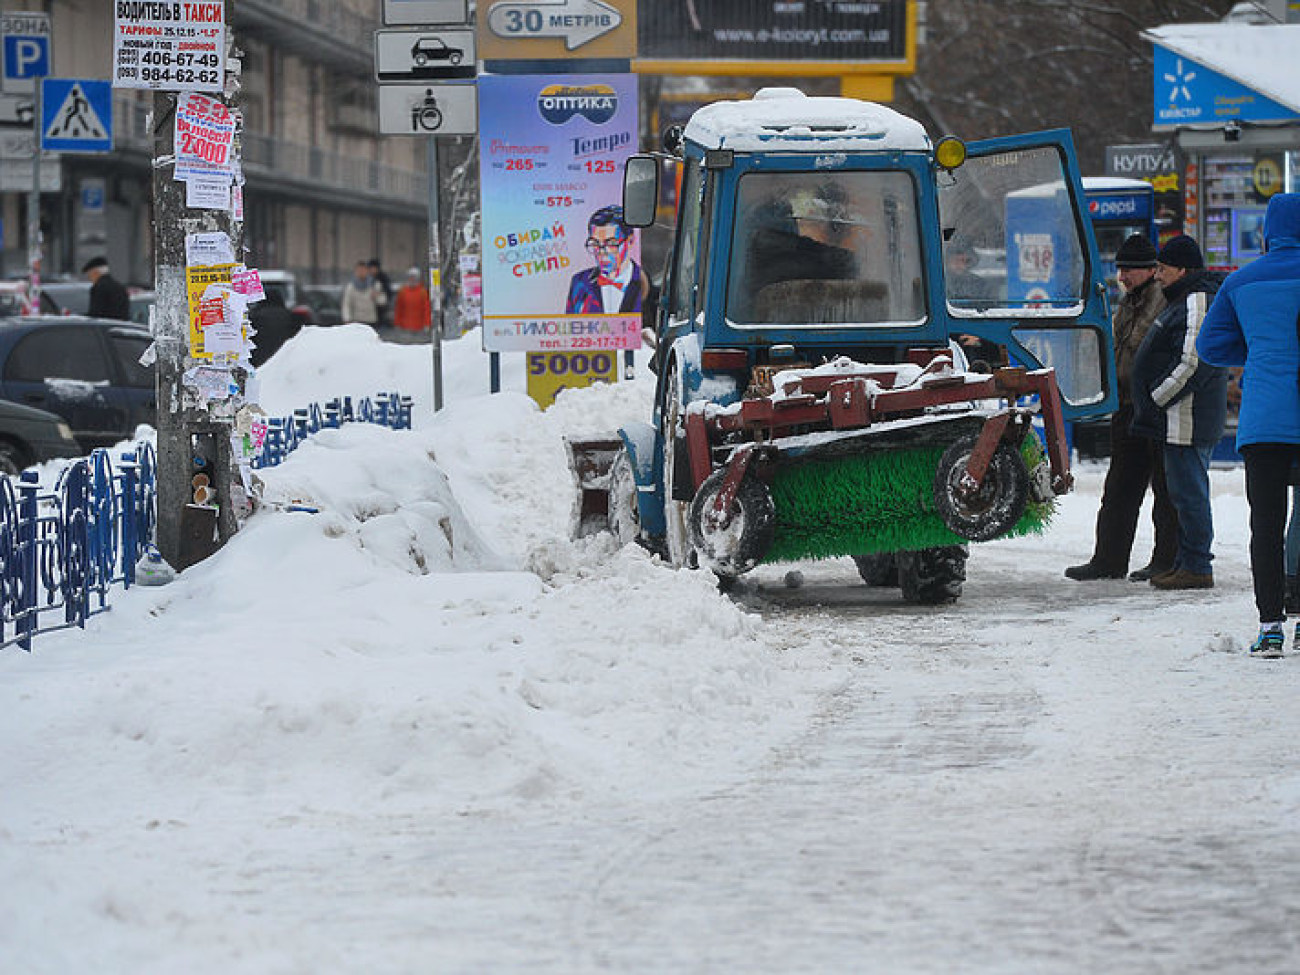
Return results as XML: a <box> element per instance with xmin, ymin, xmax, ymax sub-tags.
<box><xmin>487</xmin><ymin>0</ymin><xmax>621</xmax><ymax>51</ymax></box>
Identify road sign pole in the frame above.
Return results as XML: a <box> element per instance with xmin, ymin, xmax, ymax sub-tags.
<box><xmin>27</xmin><ymin>74</ymin><xmax>40</xmax><ymax>311</ymax></box>
<box><xmin>428</xmin><ymin>134</ymin><xmax>444</xmax><ymax>412</ymax></box>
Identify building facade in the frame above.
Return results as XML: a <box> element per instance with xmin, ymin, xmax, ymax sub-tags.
<box><xmin>0</xmin><ymin>0</ymin><xmax>428</xmax><ymax>289</ymax></box>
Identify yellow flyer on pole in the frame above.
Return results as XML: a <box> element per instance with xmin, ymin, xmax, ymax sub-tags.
<box><xmin>186</xmin><ymin>263</ymin><xmax>235</xmax><ymax>358</ymax></box>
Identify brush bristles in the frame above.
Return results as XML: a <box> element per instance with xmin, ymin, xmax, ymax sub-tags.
<box><xmin>763</xmin><ymin>440</ymin><xmax>1054</xmax><ymax>564</ymax></box>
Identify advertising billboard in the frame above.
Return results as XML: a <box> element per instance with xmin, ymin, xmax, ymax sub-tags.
<box><xmin>637</xmin><ymin>0</ymin><xmax>912</xmax><ymax>74</ymax></box>
<box><xmin>479</xmin><ymin>73</ymin><xmax>643</xmax><ymax>355</ymax></box>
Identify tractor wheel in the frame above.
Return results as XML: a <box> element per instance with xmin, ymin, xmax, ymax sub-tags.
<box><xmin>607</xmin><ymin>447</ymin><xmax>641</xmax><ymax>547</ymax></box>
<box><xmin>852</xmin><ymin>552</ymin><xmax>899</xmax><ymax>588</ymax></box>
<box><xmin>896</xmin><ymin>545</ymin><xmax>968</xmax><ymax>605</ymax></box>
<box><xmin>689</xmin><ymin>467</ymin><xmax>775</xmax><ymax>577</ymax></box>
<box><xmin>933</xmin><ymin>434</ymin><xmax>1029</xmax><ymax>543</ymax></box>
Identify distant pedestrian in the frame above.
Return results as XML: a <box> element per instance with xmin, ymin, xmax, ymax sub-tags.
<box><xmin>249</xmin><ymin>290</ymin><xmax>301</xmax><ymax>368</ymax></box>
<box><xmin>1198</xmin><ymin>192</ymin><xmax>1300</xmax><ymax>657</ymax></box>
<box><xmin>393</xmin><ymin>267</ymin><xmax>431</xmax><ymax>342</ymax></box>
<box><xmin>1066</xmin><ymin>233</ymin><xmax>1179</xmax><ymax>582</ymax></box>
<box><xmin>82</xmin><ymin>256</ymin><xmax>130</xmax><ymax>321</ymax></box>
<box><xmin>340</xmin><ymin>260</ymin><xmax>381</xmax><ymax>327</ymax></box>
<box><xmin>368</xmin><ymin>258</ymin><xmax>393</xmax><ymax>328</ymax></box>
<box><xmin>1130</xmin><ymin>234</ymin><xmax>1227</xmax><ymax>591</ymax></box>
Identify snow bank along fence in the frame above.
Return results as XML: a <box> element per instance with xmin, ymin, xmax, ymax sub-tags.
<box><xmin>1</xmin><ymin>444</ymin><xmax>157</xmax><ymax>653</ymax></box>
<box><xmin>252</xmin><ymin>393</ymin><xmax>413</xmax><ymax>468</ymax></box>
<box><xmin>0</xmin><ymin>393</ymin><xmax>412</xmax><ymax>653</ymax></box>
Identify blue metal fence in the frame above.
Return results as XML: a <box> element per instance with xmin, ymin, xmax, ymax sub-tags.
<box><xmin>0</xmin><ymin>443</ymin><xmax>157</xmax><ymax>652</ymax></box>
<box><xmin>253</xmin><ymin>392</ymin><xmax>413</xmax><ymax>468</ymax></box>
<box><xmin>1</xmin><ymin>393</ymin><xmax>412</xmax><ymax>653</ymax></box>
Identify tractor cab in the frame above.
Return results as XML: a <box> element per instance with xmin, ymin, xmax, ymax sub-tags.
<box><xmin>625</xmin><ymin>89</ymin><xmax>1116</xmax><ymax>424</ymax></box>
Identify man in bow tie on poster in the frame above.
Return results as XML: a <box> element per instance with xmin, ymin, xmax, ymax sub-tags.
<box><xmin>565</xmin><ymin>205</ymin><xmax>644</xmax><ymax>315</ymax></box>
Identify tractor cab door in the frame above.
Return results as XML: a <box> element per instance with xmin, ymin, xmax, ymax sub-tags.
<box><xmin>937</xmin><ymin>129</ymin><xmax>1117</xmax><ymax>421</ymax></box>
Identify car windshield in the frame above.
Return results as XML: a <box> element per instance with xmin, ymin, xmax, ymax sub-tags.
<box><xmin>725</xmin><ymin>170</ymin><xmax>926</xmax><ymax>327</ymax></box>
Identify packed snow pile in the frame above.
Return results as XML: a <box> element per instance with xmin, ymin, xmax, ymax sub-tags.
<box><xmin>1</xmin><ymin>327</ymin><xmax>846</xmax><ymax>840</ymax></box>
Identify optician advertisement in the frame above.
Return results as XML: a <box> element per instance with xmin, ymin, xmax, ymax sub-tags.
<box><xmin>479</xmin><ymin>73</ymin><xmax>642</xmax><ymax>354</ymax></box>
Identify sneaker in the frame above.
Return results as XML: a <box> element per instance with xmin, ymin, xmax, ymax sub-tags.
<box><xmin>1128</xmin><ymin>563</ymin><xmax>1172</xmax><ymax>583</ymax></box>
<box><xmin>1250</xmin><ymin>627</ymin><xmax>1285</xmax><ymax>659</ymax></box>
<box><xmin>1064</xmin><ymin>562</ymin><xmax>1126</xmax><ymax>581</ymax></box>
<box><xmin>1150</xmin><ymin>569</ymin><xmax>1214</xmax><ymax>590</ymax></box>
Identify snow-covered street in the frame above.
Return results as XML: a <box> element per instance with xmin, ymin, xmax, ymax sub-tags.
<box><xmin>3</xmin><ymin>326</ymin><xmax>1297</xmax><ymax>973</ymax></box>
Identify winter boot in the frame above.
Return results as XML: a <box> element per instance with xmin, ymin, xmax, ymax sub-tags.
<box><xmin>1286</xmin><ymin>576</ymin><xmax>1300</xmax><ymax>615</ymax></box>
<box><xmin>1250</xmin><ymin>624</ymin><xmax>1285</xmax><ymax>659</ymax></box>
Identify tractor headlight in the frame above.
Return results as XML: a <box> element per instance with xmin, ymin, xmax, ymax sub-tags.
<box><xmin>935</xmin><ymin>136</ymin><xmax>967</xmax><ymax>171</ymax></box>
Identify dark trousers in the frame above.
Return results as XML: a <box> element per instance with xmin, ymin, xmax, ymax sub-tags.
<box><xmin>1241</xmin><ymin>443</ymin><xmax>1300</xmax><ymax>623</ymax></box>
<box><xmin>1090</xmin><ymin>406</ymin><xmax>1180</xmax><ymax>573</ymax></box>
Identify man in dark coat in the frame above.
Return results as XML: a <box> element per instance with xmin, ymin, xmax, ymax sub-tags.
<box><xmin>1066</xmin><ymin>233</ymin><xmax>1179</xmax><ymax>582</ymax></box>
<box><xmin>82</xmin><ymin>256</ymin><xmax>131</xmax><ymax>321</ymax></box>
<box><xmin>1198</xmin><ymin>192</ymin><xmax>1300</xmax><ymax>656</ymax></box>
<box><xmin>1130</xmin><ymin>234</ymin><xmax>1227</xmax><ymax>590</ymax></box>
<box><xmin>249</xmin><ymin>291</ymin><xmax>302</xmax><ymax>367</ymax></box>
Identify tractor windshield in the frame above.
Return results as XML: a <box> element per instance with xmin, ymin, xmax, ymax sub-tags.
<box><xmin>725</xmin><ymin>170</ymin><xmax>926</xmax><ymax>328</ymax></box>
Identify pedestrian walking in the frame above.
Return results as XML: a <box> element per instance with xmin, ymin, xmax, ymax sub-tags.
<box><xmin>1066</xmin><ymin>233</ymin><xmax>1180</xmax><ymax>582</ymax></box>
<box><xmin>82</xmin><ymin>256</ymin><xmax>131</xmax><ymax>321</ymax></box>
<box><xmin>368</xmin><ymin>258</ymin><xmax>393</xmax><ymax>328</ymax></box>
<box><xmin>392</xmin><ymin>267</ymin><xmax>431</xmax><ymax>343</ymax></box>
<box><xmin>1197</xmin><ymin>192</ymin><xmax>1300</xmax><ymax>657</ymax></box>
<box><xmin>1130</xmin><ymin>234</ymin><xmax>1227</xmax><ymax>591</ymax></box>
<box><xmin>340</xmin><ymin>260</ymin><xmax>381</xmax><ymax>327</ymax></box>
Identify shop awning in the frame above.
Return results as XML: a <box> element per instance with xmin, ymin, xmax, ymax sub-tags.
<box><xmin>1142</xmin><ymin>24</ymin><xmax>1300</xmax><ymax>118</ymax></box>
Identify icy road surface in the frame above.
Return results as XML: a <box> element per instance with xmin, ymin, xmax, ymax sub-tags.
<box><xmin>3</xmin><ymin>329</ymin><xmax>1298</xmax><ymax>973</ymax></box>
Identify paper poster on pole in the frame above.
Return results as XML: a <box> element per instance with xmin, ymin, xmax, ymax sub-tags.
<box><xmin>478</xmin><ymin>74</ymin><xmax>642</xmax><ymax>354</ymax></box>
<box><xmin>113</xmin><ymin>1</ymin><xmax>225</xmax><ymax>92</ymax></box>
<box><xmin>186</xmin><ymin>263</ymin><xmax>236</xmax><ymax>359</ymax></box>
<box><xmin>174</xmin><ymin>92</ymin><xmax>235</xmax><ymax>181</ymax></box>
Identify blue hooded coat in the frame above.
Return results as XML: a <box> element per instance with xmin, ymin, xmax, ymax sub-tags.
<box><xmin>1197</xmin><ymin>192</ymin><xmax>1300</xmax><ymax>449</ymax></box>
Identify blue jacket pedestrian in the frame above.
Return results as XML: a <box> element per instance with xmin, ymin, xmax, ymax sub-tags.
<box><xmin>1197</xmin><ymin>192</ymin><xmax>1300</xmax><ymax>650</ymax></box>
<box><xmin>1197</xmin><ymin>192</ymin><xmax>1300</xmax><ymax>449</ymax></box>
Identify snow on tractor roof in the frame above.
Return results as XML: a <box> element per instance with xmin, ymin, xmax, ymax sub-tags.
<box><xmin>684</xmin><ymin>87</ymin><xmax>932</xmax><ymax>154</ymax></box>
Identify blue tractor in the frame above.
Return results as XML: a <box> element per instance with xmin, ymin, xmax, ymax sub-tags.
<box><xmin>570</xmin><ymin>89</ymin><xmax>1117</xmax><ymax>602</ymax></box>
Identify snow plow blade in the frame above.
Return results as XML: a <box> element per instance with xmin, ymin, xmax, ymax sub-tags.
<box><xmin>565</xmin><ymin>436</ymin><xmax>623</xmax><ymax>538</ymax></box>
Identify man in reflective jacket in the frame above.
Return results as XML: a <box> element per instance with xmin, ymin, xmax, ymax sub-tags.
<box><xmin>1130</xmin><ymin>234</ymin><xmax>1227</xmax><ymax>591</ymax></box>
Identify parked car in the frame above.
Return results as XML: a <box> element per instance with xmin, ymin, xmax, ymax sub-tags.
<box><xmin>0</xmin><ymin>280</ymin><xmax>60</xmax><ymax>316</ymax></box>
<box><xmin>129</xmin><ymin>290</ymin><xmax>155</xmax><ymax>329</ymax></box>
<box><xmin>0</xmin><ymin>398</ymin><xmax>83</xmax><ymax>475</ymax></box>
<box><xmin>38</xmin><ymin>280</ymin><xmax>92</xmax><ymax>316</ymax></box>
<box><xmin>299</xmin><ymin>284</ymin><xmax>343</xmax><ymax>326</ymax></box>
<box><xmin>0</xmin><ymin>316</ymin><xmax>155</xmax><ymax>451</ymax></box>
<box><xmin>258</xmin><ymin>269</ymin><xmax>315</xmax><ymax>327</ymax></box>
<box><xmin>258</xmin><ymin>270</ymin><xmax>297</xmax><ymax>307</ymax></box>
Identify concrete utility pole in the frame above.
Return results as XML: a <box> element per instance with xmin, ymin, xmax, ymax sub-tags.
<box><xmin>151</xmin><ymin>9</ymin><xmax>241</xmax><ymax>570</ymax></box>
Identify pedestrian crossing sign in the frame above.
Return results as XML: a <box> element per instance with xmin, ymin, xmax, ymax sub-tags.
<box><xmin>40</xmin><ymin>77</ymin><xmax>112</xmax><ymax>153</ymax></box>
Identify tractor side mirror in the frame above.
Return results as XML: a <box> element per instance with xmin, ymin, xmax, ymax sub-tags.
<box><xmin>622</xmin><ymin>155</ymin><xmax>659</xmax><ymax>228</ymax></box>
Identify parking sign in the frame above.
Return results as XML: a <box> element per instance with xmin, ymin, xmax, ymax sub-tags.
<box><xmin>0</xmin><ymin>10</ymin><xmax>50</xmax><ymax>95</ymax></box>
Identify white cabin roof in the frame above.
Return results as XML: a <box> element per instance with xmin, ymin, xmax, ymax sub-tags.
<box><xmin>684</xmin><ymin>88</ymin><xmax>932</xmax><ymax>154</ymax></box>
<box><xmin>1081</xmin><ymin>176</ymin><xmax>1154</xmax><ymax>192</ymax></box>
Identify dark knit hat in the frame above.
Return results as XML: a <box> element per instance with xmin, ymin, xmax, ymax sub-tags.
<box><xmin>81</xmin><ymin>256</ymin><xmax>108</xmax><ymax>273</ymax></box>
<box><xmin>1114</xmin><ymin>233</ymin><xmax>1157</xmax><ymax>269</ymax></box>
<box><xmin>1156</xmin><ymin>234</ymin><xmax>1204</xmax><ymax>270</ymax></box>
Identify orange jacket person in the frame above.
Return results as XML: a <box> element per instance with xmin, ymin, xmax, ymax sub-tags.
<box><xmin>393</xmin><ymin>268</ymin><xmax>431</xmax><ymax>333</ymax></box>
